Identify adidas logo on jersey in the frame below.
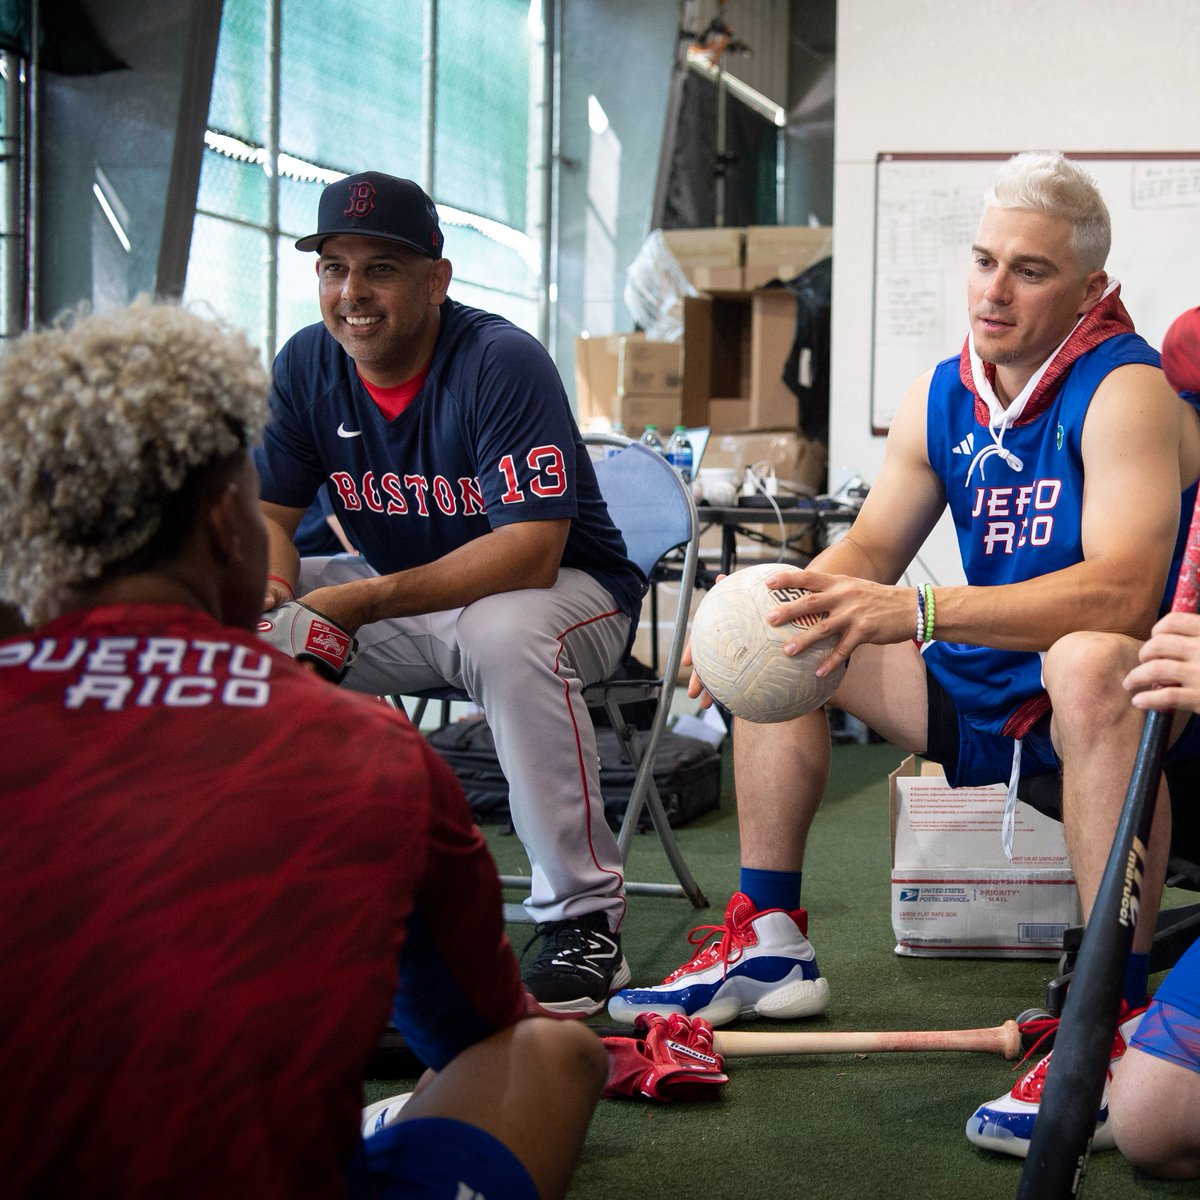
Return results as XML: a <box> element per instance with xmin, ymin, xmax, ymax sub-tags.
<box><xmin>951</xmin><ymin>432</ymin><xmax>975</xmax><ymax>456</ymax></box>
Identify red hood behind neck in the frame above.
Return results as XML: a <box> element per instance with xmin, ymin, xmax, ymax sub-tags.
<box><xmin>958</xmin><ymin>286</ymin><xmax>1136</xmax><ymax>427</ymax></box>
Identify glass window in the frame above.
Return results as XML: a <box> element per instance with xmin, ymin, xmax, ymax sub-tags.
<box><xmin>186</xmin><ymin>0</ymin><xmax>538</xmax><ymax>362</ymax></box>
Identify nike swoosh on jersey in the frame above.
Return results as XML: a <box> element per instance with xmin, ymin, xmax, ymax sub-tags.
<box><xmin>337</xmin><ymin>423</ymin><xmax>362</xmax><ymax>438</ymax></box>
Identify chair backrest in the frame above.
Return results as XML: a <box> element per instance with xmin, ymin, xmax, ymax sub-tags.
<box><xmin>587</xmin><ymin>437</ymin><xmax>696</xmax><ymax>578</ymax></box>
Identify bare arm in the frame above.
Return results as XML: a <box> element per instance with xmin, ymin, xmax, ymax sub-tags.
<box><xmin>262</xmin><ymin>500</ymin><xmax>305</xmax><ymax>609</ymax></box>
<box><xmin>930</xmin><ymin>363</ymin><xmax>1182</xmax><ymax>648</ymax></box>
<box><xmin>764</xmin><ymin>363</ymin><xmax>1184</xmax><ymax>674</ymax></box>
<box><xmin>686</xmin><ymin>371</ymin><xmax>946</xmax><ymax>694</ymax></box>
<box><xmin>297</xmin><ymin>518</ymin><xmax>570</xmax><ymax>632</ymax></box>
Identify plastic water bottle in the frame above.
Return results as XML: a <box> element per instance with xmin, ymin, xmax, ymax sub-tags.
<box><xmin>666</xmin><ymin>425</ymin><xmax>693</xmax><ymax>481</ymax></box>
<box><xmin>639</xmin><ymin>424</ymin><xmax>664</xmax><ymax>454</ymax></box>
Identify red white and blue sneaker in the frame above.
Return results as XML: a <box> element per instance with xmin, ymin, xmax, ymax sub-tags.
<box><xmin>607</xmin><ymin>892</ymin><xmax>830</xmax><ymax>1027</ymax></box>
<box><xmin>965</xmin><ymin>1001</ymin><xmax>1147</xmax><ymax>1158</ymax></box>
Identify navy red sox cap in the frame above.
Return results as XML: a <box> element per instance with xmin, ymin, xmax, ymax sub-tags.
<box><xmin>295</xmin><ymin>171</ymin><xmax>444</xmax><ymax>258</ymax></box>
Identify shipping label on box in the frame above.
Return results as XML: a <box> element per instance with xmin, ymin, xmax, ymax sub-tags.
<box><xmin>889</xmin><ymin>756</ymin><xmax>1081</xmax><ymax>959</ymax></box>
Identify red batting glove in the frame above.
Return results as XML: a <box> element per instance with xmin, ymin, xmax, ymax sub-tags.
<box><xmin>601</xmin><ymin>1013</ymin><xmax>728</xmax><ymax>1102</ymax></box>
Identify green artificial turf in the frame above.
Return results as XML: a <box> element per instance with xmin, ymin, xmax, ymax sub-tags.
<box><xmin>367</xmin><ymin>740</ymin><xmax>1200</xmax><ymax>1199</ymax></box>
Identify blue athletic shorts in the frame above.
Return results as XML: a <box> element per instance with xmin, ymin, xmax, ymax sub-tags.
<box><xmin>924</xmin><ymin>672</ymin><xmax>1200</xmax><ymax>791</ymax></box>
<box><xmin>1130</xmin><ymin>937</ymin><xmax>1200</xmax><ymax>1074</ymax></box>
<box><xmin>362</xmin><ymin>1116</ymin><xmax>538</xmax><ymax>1199</ymax></box>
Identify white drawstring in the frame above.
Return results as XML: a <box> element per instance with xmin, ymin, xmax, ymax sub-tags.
<box><xmin>1002</xmin><ymin>737</ymin><xmax>1023</xmax><ymax>863</ymax></box>
<box><xmin>964</xmin><ymin>278</ymin><xmax>1120</xmax><ymax>488</ymax></box>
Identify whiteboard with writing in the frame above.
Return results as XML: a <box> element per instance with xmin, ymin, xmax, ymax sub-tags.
<box><xmin>871</xmin><ymin>153</ymin><xmax>1200</xmax><ymax>433</ymax></box>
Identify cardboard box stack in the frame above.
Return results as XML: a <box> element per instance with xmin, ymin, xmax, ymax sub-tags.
<box><xmin>661</xmin><ymin>227</ymin><xmax>744</xmax><ymax>292</ymax></box>
<box><xmin>889</xmin><ymin>757</ymin><xmax>1082</xmax><ymax>959</ymax></box>
<box><xmin>575</xmin><ymin>223</ymin><xmax>832</xmax><ymax>446</ymax></box>
<box><xmin>576</xmin><ymin>225</ymin><xmax>836</xmax><ymax>642</ymax></box>
<box><xmin>574</xmin><ymin>333</ymin><xmax>682</xmax><ymax>439</ymax></box>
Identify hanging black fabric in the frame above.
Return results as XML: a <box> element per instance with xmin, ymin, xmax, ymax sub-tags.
<box><xmin>781</xmin><ymin>256</ymin><xmax>833</xmax><ymax>445</ymax></box>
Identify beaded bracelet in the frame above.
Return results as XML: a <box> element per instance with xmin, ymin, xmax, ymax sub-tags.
<box><xmin>923</xmin><ymin>582</ymin><xmax>936</xmax><ymax>643</ymax></box>
<box><xmin>916</xmin><ymin>586</ymin><xmax>926</xmax><ymax>643</ymax></box>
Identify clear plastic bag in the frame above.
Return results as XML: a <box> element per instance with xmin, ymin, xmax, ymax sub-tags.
<box><xmin>622</xmin><ymin>229</ymin><xmax>698</xmax><ymax>342</ymax></box>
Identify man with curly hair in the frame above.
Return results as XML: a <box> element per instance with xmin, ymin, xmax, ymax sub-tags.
<box><xmin>0</xmin><ymin>300</ymin><xmax>606</xmax><ymax>1199</ymax></box>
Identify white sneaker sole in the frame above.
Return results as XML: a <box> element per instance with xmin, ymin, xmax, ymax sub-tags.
<box><xmin>964</xmin><ymin>1111</ymin><xmax>1114</xmax><ymax>1159</ymax></box>
<box><xmin>609</xmin><ymin>972</ymin><xmax>830</xmax><ymax>1027</ymax></box>
<box><xmin>362</xmin><ymin>1092</ymin><xmax>412</xmax><ymax>1138</ymax></box>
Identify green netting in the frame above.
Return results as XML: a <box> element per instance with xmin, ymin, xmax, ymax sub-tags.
<box><xmin>183</xmin><ymin>213</ymin><xmax>270</xmax><ymax>360</ymax></box>
<box><xmin>197</xmin><ymin>146</ymin><xmax>268</xmax><ymax>226</ymax></box>
<box><xmin>280</xmin><ymin>1</ymin><xmax>424</xmax><ymax>179</ymax></box>
<box><xmin>207</xmin><ymin>0</ymin><xmax>267</xmax><ymax>142</ymax></box>
<box><xmin>279</xmin><ymin>175</ymin><xmax>326</xmax><ymax>240</ymax></box>
<box><xmin>276</xmin><ymin>233</ymin><xmax>322</xmax><ymax>344</ymax></box>
<box><xmin>441</xmin><ymin>220</ymin><xmax>535</xmax><ymax>297</ymax></box>
<box><xmin>434</xmin><ymin>0</ymin><xmax>530</xmax><ymax>230</ymax></box>
<box><xmin>188</xmin><ymin>0</ymin><xmax>538</xmax><ymax>359</ymax></box>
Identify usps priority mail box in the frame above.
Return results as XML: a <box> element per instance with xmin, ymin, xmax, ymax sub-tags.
<box><xmin>889</xmin><ymin>756</ymin><xmax>1082</xmax><ymax>959</ymax></box>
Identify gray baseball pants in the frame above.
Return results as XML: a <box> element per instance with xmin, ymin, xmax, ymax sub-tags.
<box><xmin>298</xmin><ymin>556</ymin><xmax>630</xmax><ymax>930</ymax></box>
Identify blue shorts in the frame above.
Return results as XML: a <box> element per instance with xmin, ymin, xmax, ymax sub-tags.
<box><xmin>362</xmin><ymin>1117</ymin><xmax>537</xmax><ymax>1199</ymax></box>
<box><xmin>924</xmin><ymin>672</ymin><xmax>1200</xmax><ymax>791</ymax></box>
<box><xmin>1130</xmin><ymin>937</ymin><xmax>1200</xmax><ymax>1074</ymax></box>
<box><xmin>923</xmin><ymin>672</ymin><xmax>1057</xmax><ymax>788</ymax></box>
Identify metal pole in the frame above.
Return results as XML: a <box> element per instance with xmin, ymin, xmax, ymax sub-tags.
<box><xmin>265</xmin><ymin>0</ymin><xmax>281</xmax><ymax>358</ymax></box>
<box><xmin>2</xmin><ymin>52</ymin><xmax>24</xmax><ymax>336</ymax></box>
<box><xmin>26</xmin><ymin>0</ymin><xmax>38</xmax><ymax>326</ymax></box>
<box><xmin>714</xmin><ymin>63</ymin><xmax>725</xmax><ymax>227</ymax></box>
<box><xmin>534</xmin><ymin>0</ymin><xmax>554</xmax><ymax>348</ymax></box>
<box><xmin>422</xmin><ymin>0</ymin><xmax>437</xmax><ymax>195</ymax></box>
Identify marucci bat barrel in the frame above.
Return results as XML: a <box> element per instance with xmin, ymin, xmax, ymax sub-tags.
<box><xmin>712</xmin><ymin>1022</ymin><xmax>1022</xmax><ymax>1059</ymax></box>
<box><xmin>592</xmin><ymin>1021</ymin><xmax>1022</xmax><ymax>1059</ymax></box>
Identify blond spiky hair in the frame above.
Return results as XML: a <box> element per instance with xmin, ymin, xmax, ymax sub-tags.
<box><xmin>0</xmin><ymin>298</ymin><xmax>269</xmax><ymax>624</ymax></box>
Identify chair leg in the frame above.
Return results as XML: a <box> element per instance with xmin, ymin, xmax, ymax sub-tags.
<box><xmin>620</xmin><ymin>775</ymin><xmax>709</xmax><ymax>907</ymax></box>
<box><xmin>612</xmin><ymin>718</ymin><xmax>708</xmax><ymax>909</ymax></box>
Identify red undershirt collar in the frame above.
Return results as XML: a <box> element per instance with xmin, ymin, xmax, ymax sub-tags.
<box><xmin>357</xmin><ymin>360</ymin><xmax>432</xmax><ymax>420</ymax></box>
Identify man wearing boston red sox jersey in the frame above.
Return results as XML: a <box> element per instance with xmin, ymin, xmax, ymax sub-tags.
<box><xmin>257</xmin><ymin>171</ymin><xmax>645</xmax><ymax>1015</ymax></box>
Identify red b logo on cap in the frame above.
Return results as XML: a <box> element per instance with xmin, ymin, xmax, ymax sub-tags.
<box><xmin>344</xmin><ymin>180</ymin><xmax>376</xmax><ymax>218</ymax></box>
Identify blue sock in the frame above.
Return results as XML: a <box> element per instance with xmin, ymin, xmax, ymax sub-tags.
<box><xmin>1123</xmin><ymin>952</ymin><xmax>1150</xmax><ymax>1010</ymax></box>
<box><xmin>739</xmin><ymin>867</ymin><xmax>802</xmax><ymax>913</ymax></box>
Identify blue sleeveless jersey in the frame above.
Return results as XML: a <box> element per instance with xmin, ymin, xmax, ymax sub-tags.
<box><xmin>923</xmin><ymin>332</ymin><xmax>1197</xmax><ymax>741</ymax></box>
<box><xmin>257</xmin><ymin>299</ymin><xmax>645</xmax><ymax>622</ymax></box>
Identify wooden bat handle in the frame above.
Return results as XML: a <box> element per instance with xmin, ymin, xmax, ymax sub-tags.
<box><xmin>712</xmin><ymin>1019</ymin><xmax>1022</xmax><ymax>1060</ymax></box>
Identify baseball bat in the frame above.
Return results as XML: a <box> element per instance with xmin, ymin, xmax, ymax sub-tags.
<box><xmin>593</xmin><ymin>1021</ymin><xmax>1022</xmax><ymax>1059</ymax></box>
<box><xmin>1016</xmin><ymin>489</ymin><xmax>1200</xmax><ymax>1200</ymax></box>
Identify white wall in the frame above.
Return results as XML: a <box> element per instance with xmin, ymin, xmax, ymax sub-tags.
<box><xmin>831</xmin><ymin>0</ymin><xmax>1200</xmax><ymax>584</ymax></box>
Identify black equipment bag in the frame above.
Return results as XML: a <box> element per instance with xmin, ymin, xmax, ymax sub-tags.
<box><xmin>425</xmin><ymin>718</ymin><xmax>721</xmax><ymax>831</ymax></box>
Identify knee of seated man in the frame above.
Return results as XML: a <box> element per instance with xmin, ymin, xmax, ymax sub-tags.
<box><xmin>455</xmin><ymin>601</ymin><xmax>551</xmax><ymax>675</ymax></box>
<box><xmin>1044</xmin><ymin>630</ymin><xmax>1142</xmax><ymax>724</ymax></box>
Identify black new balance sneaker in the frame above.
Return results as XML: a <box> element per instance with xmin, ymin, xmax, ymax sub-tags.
<box><xmin>522</xmin><ymin>912</ymin><xmax>631</xmax><ymax>1016</ymax></box>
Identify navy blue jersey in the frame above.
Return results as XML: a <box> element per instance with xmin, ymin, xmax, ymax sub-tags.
<box><xmin>923</xmin><ymin>332</ymin><xmax>1197</xmax><ymax>742</ymax></box>
<box><xmin>258</xmin><ymin>300</ymin><xmax>645</xmax><ymax>621</ymax></box>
